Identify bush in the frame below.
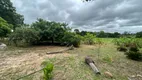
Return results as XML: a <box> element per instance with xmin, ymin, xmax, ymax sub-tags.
<box><xmin>94</xmin><ymin>38</ymin><xmax>103</xmax><ymax>45</ymax></box>
<box><xmin>114</xmin><ymin>38</ymin><xmax>142</xmax><ymax>52</ymax></box>
<box><xmin>129</xmin><ymin>46</ymin><xmax>139</xmax><ymax>52</ymax></box>
<box><xmin>61</xmin><ymin>32</ymin><xmax>81</xmax><ymax>47</ymax></box>
<box><xmin>8</xmin><ymin>27</ymin><xmax>39</xmax><ymax>46</ymax></box>
<box><xmin>125</xmin><ymin>51</ymin><xmax>142</xmax><ymax>61</ymax></box>
<box><xmin>117</xmin><ymin>46</ymin><xmax>127</xmax><ymax>52</ymax></box>
<box><xmin>83</xmin><ymin>33</ymin><xmax>95</xmax><ymax>45</ymax></box>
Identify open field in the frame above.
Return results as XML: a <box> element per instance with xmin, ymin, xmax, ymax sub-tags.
<box><xmin>0</xmin><ymin>39</ymin><xmax>142</xmax><ymax>80</ymax></box>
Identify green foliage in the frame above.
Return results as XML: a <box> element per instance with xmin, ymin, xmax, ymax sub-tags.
<box><xmin>8</xmin><ymin>27</ymin><xmax>39</xmax><ymax>46</ymax></box>
<box><xmin>94</xmin><ymin>38</ymin><xmax>103</xmax><ymax>44</ymax></box>
<box><xmin>74</xmin><ymin>29</ymin><xmax>80</xmax><ymax>34</ymax></box>
<box><xmin>125</xmin><ymin>51</ymin><xmax>142</xmax><ymax>61</ymax></box>
<box><xmin>113</xmin><ymin>38</ymin><xmax>142</xmax><ymax>48</ymax></box>
<box><xmin>62</xmin><ymin>32</ymin><xmax>81</xmax><ymax>47</ymax></box>
<box><xmin>0</xmin><ymin>0</ymin><xmax>24</xmax><ymax>30</ymax></box>
<box><xmin>32</xmin><ymin>18</ymin><xmax>70</xmax><ymax>44</ymax></box>
<box><xmin>114</xmin><ymin>38</ymin><xmax>142</xmax><ymax>61</ymax></box>
<box><xmin>0</xmin><ymin>17</ymin><xmax>12</xmax><ymax>38</ymax></box>
<box><xmin>136</xmin><ymin>31</ymin><xmax>142</xmax><ymax>38</ymax></box>
<box><xmin>42</xmin><ymin>61</ymin><xmax>54</xmax><ymax>80</ymax></box>
<box><xmin>117</xmin><ymin>46</ymin><xmax>127</xmax><ymax>52</ymax></box>
<box><xmin>83</xmin><ymin>33</ymin><xmax>95</xmax><ymax>45</ymax></box>
<box><xmin>96</xmin><ymin>31</ymin><xmax>106</xmax><ymax>38</ymax></box>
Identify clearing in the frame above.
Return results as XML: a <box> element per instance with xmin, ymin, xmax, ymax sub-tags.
<box><xmin>0</xmin><ymin>39</ymin><xmax>142</xmax><ymax>80</ymax></box>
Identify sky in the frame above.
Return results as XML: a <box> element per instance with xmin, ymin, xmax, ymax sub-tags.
<box><xmin>11</xmin><ymin>0</ymin><xmax>142</xmax><ymax>33</ymax></box>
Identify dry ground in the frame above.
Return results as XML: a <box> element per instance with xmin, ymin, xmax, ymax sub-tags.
<box><xmin>0</xmin><ymin>41</ymin><xmax>142</xmax><ymax>80</ymax></box>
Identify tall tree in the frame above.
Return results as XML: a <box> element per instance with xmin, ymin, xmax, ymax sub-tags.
<box><xmin>0</xmin><ymin>0</ymin><xmax>24</xmax><ymax>30</ymax></box>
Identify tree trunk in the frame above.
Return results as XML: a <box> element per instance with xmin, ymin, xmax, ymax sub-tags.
<box><xmin>51</xmin><ymin>37</ymin><xmax>54</xmax><ymax>44</ymax></box>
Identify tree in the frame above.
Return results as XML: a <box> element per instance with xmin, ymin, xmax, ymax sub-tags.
<box><xmin>47</xmin><ymin>21</ymin><xmax>68</xmax><ymax>43</ymax></box>
<box><xmin>113</xmin><ymin>32</ymin><xmax>120</xmax><ymax>38</ymax></box>
<box><xmin>82</xmin><ymin>0</ymin><xmax>93</xmax><ymax>2</ymax></box>
<box><xmin>74</xmin><ymin>29</ymin><xmax>80</xmax><ymax>34</ymax></box>
<box><xmin>0</xmin><ymin>0</ymin><xmax>24</xmax><ymax>30</ymax></box>
<box><xmin>80</xmin><ymin>31</ymin><xmax>87</xmax><ymax>36</ymax></box>
<box><xmin>32</xmin><ymin>18</ymin><xmax>70</xmax><ymax>44</ymax></box>
<box><xmin>0</xmin><ymin>17</ymin><xmax>12</xmax><ymax>38</ymax></box>
<box><xmin>136</xmin><ymin>31</ymin><xmax>142</xmax><ymax>38</ymax></box>
<box><xmin>97</xmin><ymin>31</ymin><xmax>106</xmax><ymax>38</ymax></box>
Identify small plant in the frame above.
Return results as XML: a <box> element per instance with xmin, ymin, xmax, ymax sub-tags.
<box><xmin>102</xmin><ymin>55</ymin><xmax>113</xmax><ymax>63</ymax></box>
<box><xmin>41</xmin><ymin>61</ymin><xmax>54</xmax><ymax>80</ymax></box>
<box><xmin>94</xmin><ymin>38</ymin><xmax>103</xmax><ymax>45</ymax></box>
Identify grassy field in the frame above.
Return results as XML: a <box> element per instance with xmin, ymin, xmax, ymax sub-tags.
<box><xmin>0</xmin><ymin>38</ymin><xmax>142</xmax><ymax>80</ymax></box>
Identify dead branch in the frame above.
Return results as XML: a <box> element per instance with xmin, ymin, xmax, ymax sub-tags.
<box><xmin>46</xmin><ymin>45</ymin><xmax>74</xmax><ymax>54</ymax></box>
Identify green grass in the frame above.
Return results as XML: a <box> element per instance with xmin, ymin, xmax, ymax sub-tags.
<box><xmin>0</xmin><ymin>38</ymin><xmax>142</xmax><ymax>80</ymax></box>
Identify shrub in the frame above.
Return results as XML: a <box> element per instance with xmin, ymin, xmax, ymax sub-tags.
<box><xmin>129</xmin><ymin>46</ymin><xmax>139</xmax><ymax>52</ymax></box>
<box><xmin>117</xmin><ymin>46</ymin><xmax>127</xmax><ymax>52</ymax></box>
<box><xmin>61</xmin><ymin>32</ymin><xmax>81</xmax><ymax>47</ymax></box>
<box><xmin>94</xmin><ymin>38</ymin><xmax>103</xmax><ymax>45</ymax></box>
<box><xmin>8</xmin><ymin>27</ymin><xmax>39</xmax><ymax>46</ymax></box>
<box><xmin>125</xmin><ymin>51</ymin><xmax>142</xmax><ymax>61</ymax></box>
<box><xmin>114</xmin><ymin>38</ymin><xmax>142</xmax><ymax>51</ymax></box>
<box><xmin>83</xmin><ymin>33</ymin><xmax>95</xmax><ymax>45</ymax></box>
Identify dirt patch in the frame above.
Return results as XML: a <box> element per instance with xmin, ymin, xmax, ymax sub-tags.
<box><xmin>0</xmin><ymin>46</ymin><xmax>72</xmax><ymax>80</ymax></box>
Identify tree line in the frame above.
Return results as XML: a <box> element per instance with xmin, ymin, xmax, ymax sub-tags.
<box><xmin>74</xmin><ymin>29</ymin><xmax>142</xmax><ymax>38</ymax></box>
<box><xmin>0</xmin><ymin>0</ymin><xmax>142</xmax><ymax>47</ymax></box>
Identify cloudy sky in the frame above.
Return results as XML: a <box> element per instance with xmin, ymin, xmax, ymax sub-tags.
<box><xmin>11</xmin><ymin>0</ymin><xmax>142</xmax><ymax>33</ymax></box>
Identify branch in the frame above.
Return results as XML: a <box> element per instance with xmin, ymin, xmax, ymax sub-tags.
<box><xmin>46</xmin><ymin>45</ymin><xmax>74</xmax><ymax>54</ymax></box>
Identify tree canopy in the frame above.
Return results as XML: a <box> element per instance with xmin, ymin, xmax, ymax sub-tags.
<box><xmin>0</xmin><ymin>0</ymin><xmax>24</xmax><ymax>30</ymax></box>
<box><xmin>0</xmin><ymin>17</ymin><xmax>12</xmax><ymax>38</ymax></box>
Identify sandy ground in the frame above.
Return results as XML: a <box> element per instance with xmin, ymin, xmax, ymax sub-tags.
<box><xmin>0</xmin><ymin>46</ymin><xmax>72</xmax><ymax>80</ymax></box>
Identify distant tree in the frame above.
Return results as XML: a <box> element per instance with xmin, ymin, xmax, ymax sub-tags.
<box><xmin>113</xmin><ymin>32</ymin><xmax>120</xmax><ymax>38</ymax></box>
<box><xmin>74</xmin><ymin>29</ymin><xmax>80</xmax><ymax>34</ymax></box>
<box><xmin>97</xmin><ymin>31</ymin><xmax>106</xmax><ymax>38</ymax></box>
<box><xmin>136</xmin><ymin>31</ymin><xmax>142</xmax><ymax>38</ymax></box>
<box><xmin>80</xmin><ymin>31</ymin><xmax>87</xmax><ymax>36</ymax></box>
<box><xmin>0</xmin><ymin>17</ymin><xmax>12</xmax><ymax>38</ymax></box>
<box><xmin>0</xmin><ymin>0</ymin><xmax>24</xmax><ymax>30</ymax></box>
<box><xmin>82</xmin><ymin>0</ymin><xmax>93</xmax><ymax>2</ymax></box>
